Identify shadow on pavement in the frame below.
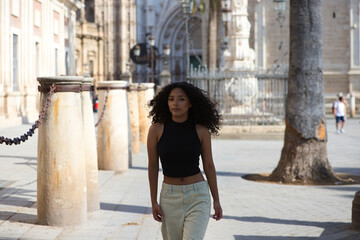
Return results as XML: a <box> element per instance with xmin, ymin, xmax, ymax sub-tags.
<box><xmin>130</xmin><ymin>166</ymin><xmax>148</xmax><ymax>171</ymax></box>
<box><xmin>234</xmin><ymin>236</ymin><xmax>316</xmax><ymax>240</ymax></box>
<box><xmin>100</xmin><ymin>202</ymin><xmax>151</xmax><ymax>215</ymax></box>
<box><xmin>333</xmin><ymin>167</ymin><xmax>360</xmax><ymax>176</ymax></box>
<box><xmin>0</xmin><ymin>155</ymin><xmax>36</xmax><ymax>161</ymax></box>
<box><xmin>0</xmin><ymin>187</ymin><xmax>36</xmax><ymax>200</ymax></box>
<box><xmin>226</xmin><ymin>216</ymin><xmax>359</xmax><ymax>239</ymax></box>
<box><xmin>318</xmin><ymin>186</ymin><xmax>360</xmax><ymax>192</ymax></box>
<box><xmin>216</xmin><ymin>171</ymin><xmax>245</xmax><ymax>177</ymax></box>
<box><xmin>0</xmin><ymin>211</ymin><xmax>37</xmax><ymax>224</ymax></box>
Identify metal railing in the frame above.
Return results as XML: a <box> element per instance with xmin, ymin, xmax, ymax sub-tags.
<box><xmin>187</xmin><ymin>68</ymin><xmax>288</xmax><ymax>125</ymax></box>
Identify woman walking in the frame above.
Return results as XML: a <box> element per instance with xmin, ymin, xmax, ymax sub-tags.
<box><xmin>147</xmin><ymin>82</ymin><xmax>223</xmax><ymax>240</ymax></box>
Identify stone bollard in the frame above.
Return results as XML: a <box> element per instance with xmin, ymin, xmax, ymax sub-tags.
<box><xmin>350</xmin><ymin>93</ymin><xmax>356</xmax><ymax>118</ymax></box>
<box><xmin>138</xmin><ymin>83</ymin><xmax>155</xmax><ymax>145</ymax></box>
<box><xmin>81</xmin><ymin>77</ymin><xmax>100</xmax><ymax>212</ymax></box>
<box><xmin>352</xmin><ymin>191</ymin><xmax>360</xmax><ymax>230</ymax></box>
<box><xmin>128</xmin><ymin>83</ymin><xmax>140</xmax><ymax>154</ymax></box>
<box><xmin>37</xmin><ymin>76</ymin><xmax>87</xmax><ymax>226</ymax></box>
<box><xmin>97</xmin><ymin>81</ymin><xmax>129</xmax><ymax>172</ymax></box>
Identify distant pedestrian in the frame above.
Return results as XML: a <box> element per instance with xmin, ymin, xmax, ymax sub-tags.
<box><xmin>333</xmin><ymin>95</ymin><xmax>347</xmax><ymax>133</ymax></box>
<box><xmin>93</xmin><ymin>95</ymin><xmax>98</xmax><ymax>113</ymax></box>
<box><xmin>147</xmin><ymin>82</ymin><xmax>223</xmax><ymax>240</ymax></box>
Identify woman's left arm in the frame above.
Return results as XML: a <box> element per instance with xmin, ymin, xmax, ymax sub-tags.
<box><xmin>197</xmin><ymin>125</ymin><xmax>223</xmax><ymax>221</ymax></box>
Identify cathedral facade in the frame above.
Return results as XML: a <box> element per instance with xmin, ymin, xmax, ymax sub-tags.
<box><xmin>75</xmin><ymin>0</ymin><xmax>137</xmax><ymax>82</ymax></box>
<box><xmin>135</xmin><ymin>0</ymin><xmax>360</xmax><ymax>94</ymax></box>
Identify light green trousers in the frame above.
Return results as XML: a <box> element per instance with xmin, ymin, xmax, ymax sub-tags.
<box><xmin>160</xmin><ymin>181</ymin><xmax>211</xmax><ymax>240</ymax></box>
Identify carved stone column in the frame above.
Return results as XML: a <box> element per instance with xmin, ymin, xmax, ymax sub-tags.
<box><xmin>229</xmin><ymin>0</ymin><xmax>255</xmax><ymax>69</ymax></box>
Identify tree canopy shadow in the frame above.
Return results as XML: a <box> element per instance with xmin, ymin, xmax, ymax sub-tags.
<box><xmin>0</xmin><ymin>211</ymin><xmax>36</xmax><ymax>224</ymax></box>
<box><xmin>100</xmin><ymin>202</ymin><xmax>152</xmax><ymax>215</ymax></box>
<box><xmin>234</xmin><ymin>236</ymin><xmax>316</xmax><ymax>240</ymax></box>
<box><xmin>225</xmin><ymin>216</ymin><xmax>360</xmax><ymax>240</ymax></box>
<box><xmin>242</xmin><ymin>172</ymin><xmax>360</xmax><ymax>186</ymax></box>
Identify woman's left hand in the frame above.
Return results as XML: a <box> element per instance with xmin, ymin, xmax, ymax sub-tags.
<box><xmin>212</xmin><ymin>201</ymin><xmax>223</xmax><ymax>221</ymax></box>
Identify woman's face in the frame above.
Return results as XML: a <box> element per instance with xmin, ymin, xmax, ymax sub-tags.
<box><xmin>168</xmin><ymin>87</ymin><xmax>192</xmax><ymax>121</ymax></box>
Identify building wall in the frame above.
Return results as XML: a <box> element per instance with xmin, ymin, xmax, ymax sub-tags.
<box><xmin>0</xmin><ymin>0</ymin><xmax>81</xmax><ymax>127</ymax></box>
<box><xmin>248</xmin><ymin>0</ymin><xmax>358</xmax><ymax>94</ymax></box>
<box><xmin>75</xmin><ymin>0</ymin><xmax>136</xmax><ymax>82</ymax></box>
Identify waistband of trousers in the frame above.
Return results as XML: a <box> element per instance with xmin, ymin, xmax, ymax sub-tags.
<box><xmin>162</xmin><ymin>181</ymin><xmax>208</xmax><ymax>193</ymax></box>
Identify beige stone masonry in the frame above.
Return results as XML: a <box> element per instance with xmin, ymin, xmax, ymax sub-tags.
<box><xmin>81</xmin><ymin>77</ymin><xmax>100</xmax><ymax>213</ymax></box>
<box><xmin>138</xmin><ymin>83</ymin><xmax>154</xmax><ymax>145</ymax></box>
<box><xmin>97</xmin><ymin>81</ymin><xmax>129</xmax><ymax>172</ymax></box>
<box><xmin>37</xmin><ymin>76</ymin><xmax>87</xmax><ymax>226</ymax></box>
<box><xmin>128</xmin><ymin>83</ymin><xmax>140</xmax><ymax>154</ymax></box>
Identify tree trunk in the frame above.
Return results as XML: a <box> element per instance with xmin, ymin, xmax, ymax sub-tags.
<box><xmin>269</xmin><ymin>0</ymin><xmax>340</xmax><ymax>184</ymax></box>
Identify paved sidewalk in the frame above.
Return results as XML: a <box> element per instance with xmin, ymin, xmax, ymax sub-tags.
<box><xmin>0</xmin><ymin>119</ymin><xmax>359</xmax><ymax>240</ymax></box>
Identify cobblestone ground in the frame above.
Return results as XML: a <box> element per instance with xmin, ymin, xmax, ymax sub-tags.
<box><xmin>0</xmin><ymin>118</ymin><xmax>359</xmax><ymax>240</ymax></box>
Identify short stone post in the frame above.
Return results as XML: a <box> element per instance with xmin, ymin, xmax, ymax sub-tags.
<box><xmin>128</xmin><ymin>83</ymin><xmax>140</xmax><ymax>154</ymax></box>
<box><xmin>160</xmin><ymin>68</ymin><xmax>171</xmax><ymax>87</ymax></box>
<box><xmin>81</xmin><ymin>77</ymin><xmax>100</xmax><ymax>212</ymax></box>
<box><xmin>37</xmin><ymin>76</ymin><xmax>87</xmax><ymax>226</ymax></box>
<box><xmin>97</xmin><ymin>81</ymin><xmax>129</xmax><ymax>172</ymax></box>
<box><xmin>350</xmin><ymin>93</ymin><xmax>356</xmax><ymax>118</ymax></box>
<box><xmin>352</xmin><ymin>191</ymin><xmax>360</xmax><ymax>230</ymax></box>
<box><xmin>138</xmin><ymin>83</ymin><xmax>155</xmax><ymax>144</ymax></box>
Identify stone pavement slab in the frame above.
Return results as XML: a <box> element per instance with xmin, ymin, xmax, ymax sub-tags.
<box><xmin>0</xmin><ymin>119</ymin><xmax>359</xmax><ymax>239</ymax></box>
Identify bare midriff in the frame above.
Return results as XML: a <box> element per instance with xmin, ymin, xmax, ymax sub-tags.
<box><xmin>163</xmin><ymin>172</ymin><xmax>205</xmax><ymax>185</ymax></box>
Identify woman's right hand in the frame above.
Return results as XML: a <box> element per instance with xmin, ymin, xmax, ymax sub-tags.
<box><xmin>152</xmin><ymin>202</ymin><xmax>163</xmax><ymax>222</ymax></box>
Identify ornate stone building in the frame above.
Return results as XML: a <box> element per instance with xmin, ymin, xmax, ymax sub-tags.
<box><xmin>135</xmin><ymin>0</ymin><xmax>360</xmax><ymax>95</ymax></box>
<box><xmin>2</xmin><ymin>0</ymin><xmax>360</xmax><ymax>127</ymax></box>
<box><xmin>0</xmin><ymin>0</ymin><xmax>81</xmax><ymax>127</ymax></box>
<box><xmin>75</xmin><ymin>0</ymin><xmax>137</xmax><ymax>83</ymax></box>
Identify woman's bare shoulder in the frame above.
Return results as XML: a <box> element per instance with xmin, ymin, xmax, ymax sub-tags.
<box><xmin>149</xmin><ymin>123</ymin><xmax>164</xmax><ymax>138</ymax></box>
<box><xmin>196</xmin><ymin>124</ymin><xmax>207</xmax><ymax>131</ymax></box>
<box><xmin>150</xmin><ymin>122</ymin><xmax>163</xmax><ymax>130</ymax></box>
<box><xmin>196</xmin><ymin>124</ymin><xmax>210</xmax><ymax>139</ymax></box>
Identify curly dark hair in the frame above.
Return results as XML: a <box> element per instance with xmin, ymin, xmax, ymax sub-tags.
<box><xmin>148</xmin><ymin>82</ymin><xmax>221</xmax><ymax>135</ymax></box>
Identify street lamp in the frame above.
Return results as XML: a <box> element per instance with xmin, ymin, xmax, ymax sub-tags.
<box><xmin>180</xmin><ymin>0</ymin><xmax>193</xmax><ymax>76</ymax></box>
<box><xmin>134</xmin><ymin>45</ymin><xmax>141</xmax><ymax>57</ymax></box>
<box><xmin>148</xmin><ymin>35</ymin><xmax>156</xmax><ymax>83</ymax></box>
<box><xmin>273</xmin><ymin>0</ymin><xmax>287</xmax><ymax>71</ymax></box>
<box><xmin>133</xmin><ymin>39</ymin><xmax>171</xmax><ymax>85</ymax></box>
<box><xmin>221</xmin><ymin>0</ymin><xmax>231</xmax><ymax>50</ymax></box>
<box><xmin>160</xmin><ymin>44</ymin><xmax>172</xmax><ymax>86</ymax></box>
<box><xmin>273</xmin><ymin>0</ymin><xmax>287</xmax><ymax>17</ymax></box>
<box><xmin>163</xmin><ymin>44</ymin><xmax>171</xmax><ymax>69</ymax></box>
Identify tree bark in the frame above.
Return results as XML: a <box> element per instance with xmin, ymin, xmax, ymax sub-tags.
<box><xmin>269</xmin><ymin>0</ymin><xmax>340</xmax><ymax>184</ymax></box>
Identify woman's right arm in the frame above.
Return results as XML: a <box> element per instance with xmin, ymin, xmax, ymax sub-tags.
<box><xmin>147</xmin><ymin>123</ymin><xmax>163</xmax><ymax>222</ymax></box>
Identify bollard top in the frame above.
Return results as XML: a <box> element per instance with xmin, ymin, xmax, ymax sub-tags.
<box><xmin>355</xmin><ymin>191</ymin><xmax>360</xmax><ymax>197</ymax></box>
<box><xmin>82</xmin><ymin>77</ymin><xmax>94</xmax><ymax>85</ymax></box>
<box><xmin>97</xmin><ymin>81</ymin><xmax>128</xmax><ymax>90</ymax></box>
<box><xmin>37</xmin><ymin>76</ymin><xmax>83</xmax><ymax>85</ymax></box>
<box><xmin>128</xmin><ymin>83</ymin><xmax>139</xmax><ymax>91</ymax></box>
<box><xmin>138</xmin><ymin>82</ymin><xmax>155</xmax><ymax>90</ymax></box>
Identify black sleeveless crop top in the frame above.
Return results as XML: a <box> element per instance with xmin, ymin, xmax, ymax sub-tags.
<box><xmin>157</xmin><ymin>118</ymin><xmax>202</xmax><ymax>177</ymax></box>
